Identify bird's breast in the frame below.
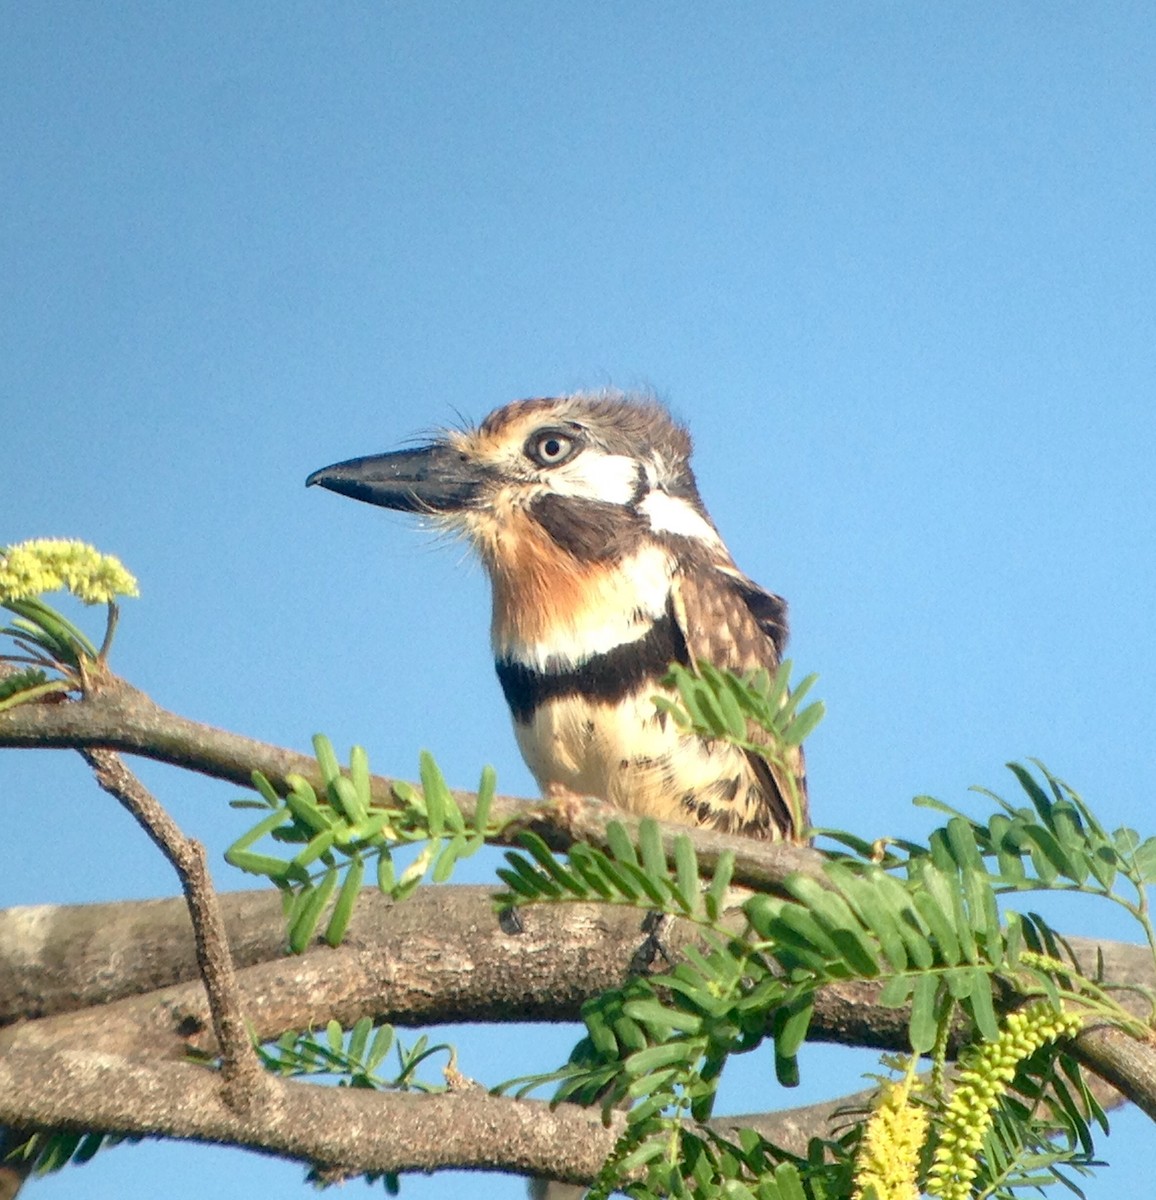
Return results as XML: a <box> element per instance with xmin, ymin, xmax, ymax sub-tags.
<box><xmin>509</xmin><ymin>687</ymin><xmax>765</xmax><ymax>832</ymax></box>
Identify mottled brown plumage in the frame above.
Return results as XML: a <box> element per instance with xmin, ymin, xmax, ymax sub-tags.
<box><xmin>308</xmin><ymin>391</ymin><xmax>809</xmax><ymax>841</ymax></box>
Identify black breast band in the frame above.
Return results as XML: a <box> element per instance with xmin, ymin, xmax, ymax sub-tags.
<box><xmin>494</xmin><ymin>607</ymin><xmax>689</xmax><ymax>723</ymax></box>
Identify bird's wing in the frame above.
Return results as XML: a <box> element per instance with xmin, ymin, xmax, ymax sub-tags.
<box><xmin>669</xmin><ymin>562</ymin><xmax>808</xmax><ymax>840</ymax></box>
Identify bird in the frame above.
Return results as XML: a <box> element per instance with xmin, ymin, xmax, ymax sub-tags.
<box><xmin>307</xmin><ymin>391</ymin><xmax>808</xmax><ymax>842</ymax></box>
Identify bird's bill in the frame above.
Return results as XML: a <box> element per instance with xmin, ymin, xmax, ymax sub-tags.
<box><xmin>306</xmin><ymin>444</ymin><xmax>487</xmax><ymax>513</ymax></box>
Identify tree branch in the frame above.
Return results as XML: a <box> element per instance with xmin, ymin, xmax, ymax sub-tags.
<box><xmin>4</xmin><ymin>677</ymin><xmax>1156</xmax><ymax>1182</ymax></box>
<box><xmin>77</xmin><ymin>748</ymin><xmax>266</xmax><ymax>1107</ymax></box>
<box><xmin>0</xmin><ymin>679</ymin><xmax>823</xmax><ymax>892</ymax></box>
<box><xmin>0</xmin><ymin>1046</ymin><xmax>624</xmax><ymax>1183</ymax></box>
<box><xmin>2</xmin><ymin>884</ymin><xmax>1152</xmax><ymax>1117</ymax></box>
<box><xmin>0</xmin><ymin>1045</ymin><xmax>960</xmax><ymax>1185</ymax></box>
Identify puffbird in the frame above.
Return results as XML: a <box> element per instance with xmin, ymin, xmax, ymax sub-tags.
<box><xmin>307</xmin><ymin>392</ymin><xmax>808</xmax><ymax>842</ymax></box>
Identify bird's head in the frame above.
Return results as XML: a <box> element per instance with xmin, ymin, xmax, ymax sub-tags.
<box><xmin>307</xmin><ymin>392</ymin><xmax>727</xmax><ymax>569</ymax></box>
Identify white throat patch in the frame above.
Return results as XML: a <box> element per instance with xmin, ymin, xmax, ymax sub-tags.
<box><xmin>493</xmin><ymin>541</ymin><xmax>674</xmax><ymax>670</ymax></box>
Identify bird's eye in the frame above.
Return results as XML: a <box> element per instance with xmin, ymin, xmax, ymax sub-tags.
<box><xmin>525</xmin><ymin>428</ymin><xmax>581</xmax><ymax>468</ymax></box>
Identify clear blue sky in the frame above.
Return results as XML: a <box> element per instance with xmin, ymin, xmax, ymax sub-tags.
<box><xmin>4</xmin><ymin>5</ymin><xmax>1155</xmax><ymax>1197</ymax></box>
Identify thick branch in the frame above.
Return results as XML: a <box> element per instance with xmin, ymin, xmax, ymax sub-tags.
<box><xmin>0</xmin><ymin>893</ymin><xmax>704</xmax><ymax>1063</ymax></box>
<box><xmin>0</xmin><ymin>1040</ymin><xmax>1132</xmax><ymax>1187</ymax></box>
<box><xmin>0</xmin><ymin>1046</ymin><xmax>621</xmax><ymax>1183</ymax></box>
<box><xmin>0</xmin><ymin>890</ymin><xmax>295</xmax><ymax>1024</ymax></box>
<box><xmin>2</xmin><ymin>884</ymin><xmax>1153</xmax><ymax>1116</ymax></box>
<box><xmin>0</xmin><ymin>1045</ymin><xmax>923</xmax><ymax>1183</ymax></box>
<box><xmin>0</xmin><ymin>680</ymin><xmax>823</xmax><ymax>892</ymax></box>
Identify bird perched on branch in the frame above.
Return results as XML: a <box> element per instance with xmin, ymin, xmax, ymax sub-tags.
<box><xmin>308</xmin><ymin>392</ymin><xmax>808</xmax><ymax>842</ymax></box>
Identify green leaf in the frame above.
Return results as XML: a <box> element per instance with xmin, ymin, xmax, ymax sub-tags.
<box><xmin>0</xmin><ymin>668</ymin><xmax>64</xmax><ymax>712</ymax></box>
<box><xmin>366</xmin><ymin>1023</ymin><xmax>395</xmax><ymax>1071</ymax></box>
<box><xmin>285</xmin><ymin>772</ymin><xmax>319</xmax><ymax>807</ymax></box>
<box><xmin>567</xmin><ymin>845</ymin><xmax>617</xmax><ymax>900</ymax></box>
<box><xmin>621</xmin><ymin>997</ymin><xmax>706</xmax><ymax>1037</ymax></box>
<box><xmin>945</xmin><ymin>816</ymin><xmax>985</xmax><ymax>871</ymax></box>
<box><xmin>1086</xmin><ymin>843</ymin><xmax>1119</xmax><ymax>891</ymax></box>
<box><xmin>760</xmin><ymin>901</ymin><xmax>843</xmax><ymax>967</ymax></box>
<box><xmin>292</xmin><ymin>827</ymin><xmax>337</xmax><ymax>869</ymax></box>
<box><xmin>714</xmin><ymin>677</ymin><xmax>748</xmax><ymax>738</ymax></box>
<box><xmin>332</xmin><ymin>776</ymin><xmax>368</xmax><ymax>825</ymax></box>
<box><xmin>474</xmin><ymin>764</ymin><xmax>496</xmax><ymax>831</ymax></box>
<box><xmin>639</xmin><ymin>818</ymin><xmax>668</xmax><ymax>882</ymax></box>
<box><xmin>834</xmin><ymin>868</ymin><xmax>908</xmax><ymax>972</ymax></box>
<box><xmin>963</xmin><ymin>971</ymin><xmax>999</xmax><ymax>1041</ymax></box>
<box><xmin>943</xmin><ymin>966</ymin><xmax>976</xmax><ymax>999</ymax></box>
<box><xmin>786</xmin><ymin>876</ymin><xmax>880</xmax><ymax>977</ymax></box>
<box><xmin>324</xmin><ymin>855</ymin><xmax>364</xmax><ymax>946</ymax></box>
<box><xmin>312</xmin><ymin>733</ymin><xmax>342</xmax><ymax>787</ymax></box>
<box><xmin>613</xmin><ymin>1136</ymin><xmax>671</xmax><ymax>1173</ymax></box>
<box><xmin>908</xmin><ymin>973</ymin><xmax>939</xmax><ymax>1053</ymax></box>
<box><xmin>1129</xmin><ymin>837</ymin><xmax>1156</xmax><ymax>883</ymax></box>
<box><xmin>419</xmin><ymin>751</ymin><xmax>448</xmax><ymax>836</ymax></box>
<box><xmin>1007</xmin><ymin>762</ymin><xmax>1055</xmax><ymax>823</ymax></box>
<box><xmin>70</xmin><ymin>1132</ymin><xmax>117</xmax><ymax>1167</ymax></box>
<box><xmin>624</xmin><ymin>1040</ymin><xmax>697</xmax><ymax>1077</ymax></box>
<box><xmin>618</xmin><ymin>858</ymin><xmax>668</xmax><ymax>906</ymax></box>
<box><xmin>516</xmin><ymin>831</ymin><xmax>586</xmax><ymax>894</ymax></box>
<box><xmin>433</xmin><ymin>834</ymin><xmax>469</xmax><ymax>883</ymax></box>
<box><xmin>962</xmin><ymin>866</ymin><xmax>1002</xmax><ymax>957</ymax></box>
<box><xmin>605</xmin><ymin>820</ymin><xmax>640</xmax><ymax>867</ymax></box>
<box><xmin>226</xmin><ymin>805</ymin><xmax>291</xmax><ymax>854</ymax></box>
<box><xmin>285</xmin><ymin>789</ymin><xmax>334</xmax><ymax>835</ymax></box>
<box><xmin>350</xmin><ymin>743</ymin><xmax>372</xmax><ymax>804</ymax></box>
<box><xmin>673</xmin><ymin>834</ymin><xmax>700</xmax><ymax>914</ymax></box>
<box><xmin>774</xmin><ymin>1043</ymin><xmax>800</xmax><ymax>1087</ymax></box>
<box><xmin>989</xmin><ymin>812</ymin><xmax>1028</xmax><ymax>883</ymax></box>
<box><xmin>588</xmin><ymin>848</ymin><xmax>645</xmax><ymax>901</ymax></box>
<box><xmin>772</xmin><ymin>1162</ymin><xmax>807</xmax><ymax>1200</ymax></box>
<box><xmin>377</xmin><ymin>850</ymin><xmax>396</xmax><ymax>894</ymax></box>
<box><xmin>343</xmin><ymin>811</ymin><xmax>392</xmax><ymax>845</ymax></box>
<box><xmin>878</xmin><ymin>975</ymin><xmax>914</xmax><ymax>1008</ymax></box>
<box><xmin>783</xmin><ymin>699</ymin><xmax>825</xmax><ymax>746</ymax></box>
<box><xmin>878</xmin><ymin>890</ymin><xmax>934</xmax><ymax>970</ymax></box>
<box><xmin>495</xmin><ymin>867</ymin><xmax>537</xmax><ymax>899</ymax></box>
<box><xmin>248</xmin><ymin>770</ymin><xmax>283</xmax><ymax>808</ymax></box>
<box><xmin>704</xmin><ymin>850</ymin><xmax>735</xmax><ymax>921</ymax></box>
<box><xmin>772</xmin><ymin>996</ymin><xmax>813</xmax><ymax>1059</ymax></box>
<box><xmin>348</xmin><ymin>1015</ymin><xmax>373</xmax><ymax>1063</ymax></box>
<box><xmin>498</xmin><ymin>853</ymin><xmax>559</xmax><ymax>899</ymax></box>
<box><xmin>289</xmin><ymin>866</ymin><xmax>338</xmax><ymax>953</ymax></box>
<box><xmin>224</xmin><ymin>849</ymin><xmax>285</xmax><ymax>881</ymax></box>
<box><xmin>8</xmin><ymin>597</ymin><xmax>98</xmax><ymax>660</ymax></box>
<box><xmin>1020</xmin><ymin>824</ymin><xmax>1080</xmax><ymax>882</ymax></box>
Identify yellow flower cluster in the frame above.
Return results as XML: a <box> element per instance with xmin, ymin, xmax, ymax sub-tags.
<box><xmin>926</xmin><ymin>1001</ymin><xmax>1084</xmax><ymax>1199</ymax></box>
<box><xmin>852</xmin><ymin>1078</ymin><xmax>928</xmax><ymax>1200</ymax></box>
<box><xmin>0</xmin><ymin>539</ymin><xmax>139</xmax><ymax>606</ymax></box>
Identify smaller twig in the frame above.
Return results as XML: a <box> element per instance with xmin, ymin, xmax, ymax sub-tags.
<box><xmin>97</xmin><ymin>602</ymin><xmax>120</xmax><ymax>662</ymax></box>
<box><xmin>80</xmin><ymin>747</ymin><xmax>268</xmax><ymax>1111</ymax></box>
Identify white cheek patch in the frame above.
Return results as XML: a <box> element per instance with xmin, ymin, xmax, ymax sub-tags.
<box><xmin>547</xmin><ymin>452</ymin><xmax>639</xmax><ymax>505</ymax></box>
<box><xmin>639</xmin><ymin>490</ymin><xmax>724</xmax><ymax>547</ymax></box>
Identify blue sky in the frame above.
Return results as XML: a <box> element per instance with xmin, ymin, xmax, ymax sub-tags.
<box><xmin>3</xmin><ymin>4</ymin><xmax>1155</xmax><ymax>1197</ymax></box>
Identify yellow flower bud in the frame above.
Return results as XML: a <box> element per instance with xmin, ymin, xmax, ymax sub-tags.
<box><xmin>926</xmin><ymin>1001</ymin><xmax>1083</xmax><ymax>1200</ymax></box>
<box><xmin>0</xmin><ymin>540</ymin><xmax>139</xmax><ymax>605</ymax></box>
<box><xmin>852</xmin><ymin>1078</ymin><xmax>929</xmax><ymax>1200</ymax></box>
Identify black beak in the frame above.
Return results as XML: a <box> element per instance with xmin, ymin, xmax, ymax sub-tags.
<box><xmin>306</xmin><ymin>443</ymin><xmax>487</xmax><ymax>513</ymax></box>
